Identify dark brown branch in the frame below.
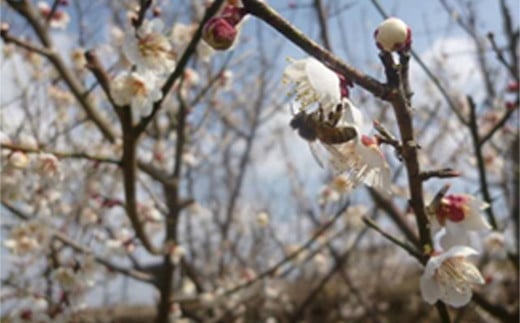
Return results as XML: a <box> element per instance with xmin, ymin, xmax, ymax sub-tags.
<box><xmin>369</xmin><ymin>188</ymin><xmax>420</xmax><ymax>248</ymax></box>
<box><xmin>420</xmin><ymin>168</ymin><xmax>461</xmax><ymax>181</ymax></box>
<box><xmin>370</xmin><ymin>0</ymin><xmax>466</xmax><ymax>125</ymax></box>
<box><xmin>0</xmin><ymin>30</ymin><xmax>53</xmax><ymax>57</ymax></box>
<box><xmin>132</xmin><ymin>0</ymin><xmax>153</xmax><ymax>28</ymax></box>
<box><xmin>135</xmin><ymin>0</ymin><xmax>225</xmax><ymax>134</ymax></box>
<box><xmin>242</xmin><ymin>0</ymin><xmax>389</xmax><ymax>100</ymax></box>
<box><xmin>5</xmin><ymin>0</ymin><xmax>116</xmax><ymax>142</ymax></box>
<box><xmin>479</xmin><ymin>106</ymin><xmax>517</xmax><ymax>146</ymax></box>
<box><xmin>120</xmin><ymin>109</ymin><xmax>162</xmax><ymax>255</ymax></box>
<box><xmin>473</xmin><ymin>292</ymin><xmax>518</xmax><ymax>323</ymax></box>
<box><xmin>312</xmin><ymin>0</ymin><xmax>332</xmax><ymax>51</ymax></box>
<box><xmin>488</xmin><ymin>32</ymin><xmax>518</xmax><ymax>81</ymax></box>
<box><xmin>1</xmin><ymin>143</ymin><xmax>121</xmax><ymax>165</ymax></box>
<box><xmin>467</xmin><ymin>96</ymin><xmax>498</xmax><ymax>229</ymax></box>
<box><xmin>362</xmin><ymin>217</ymin><xmax>424</xmax><ymax>262</ymax></box>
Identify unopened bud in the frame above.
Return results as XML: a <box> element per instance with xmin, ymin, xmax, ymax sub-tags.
<box><xmin>506</xmin><ymin>81</ymin><xmax>519</xmax><ymax>93</ymax></box>
<box><xmin>202</xmin><ymin>17</ymin><xmax>237</xmax><ymax>50</ymax></box>
<box><xmin>374</xmin><ymin>17</ymin><xmax>411</xmax><ymax>52</ymax></box>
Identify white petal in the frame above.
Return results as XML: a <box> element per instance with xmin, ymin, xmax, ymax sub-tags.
<box><xmin>282</xmin><ymin>59</ymin><xmax>306</xmax><ymax>81</ymax></box>
<box><xmin>440</xmin><ymin>229</ymin><xmax>471</xmax><ymax>251</ymax></box>
<box><xmin>440</xmin><ymin>283</ymin><xmax>473</xmax><ymax>308</ymax></box>
<box><xmin>305</xmin><ymin>58</ymin><xmax>340</xmax><ymax>104</ymax></box>
<box><xmin>147</xmin><ymin>18</ymin><xmax>165</xmax><ymax>33</ymax></box>
<box><xmin>444</xmin><ymin>245</ymin><xmax>479</xmax><ymax>259</ymax></box>
<box><xmin>461</xmin><ymin>200</ymin><xmax>492</xmax><ymax>231</ymax></box>
<box><xmin>342</xmin><ymin>99</ymin><xmax>366</xmax><ymax>129</ymax></box>
<box><xmin>420</xmin><ymin>274</ymin><xmax>440</xmax><ymax>304</ymax></box>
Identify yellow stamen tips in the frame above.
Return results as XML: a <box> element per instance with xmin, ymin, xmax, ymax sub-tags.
<box><xmin>423</xmin><ymin>244</ymin><xmax>433</xmax><ymax>256</ymax></box>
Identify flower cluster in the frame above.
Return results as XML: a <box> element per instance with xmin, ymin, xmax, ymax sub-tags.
<box><xmin>110</xmin><ymin>17</ymin><xmax>175</xmax><ymax>118</ymax></box>
<box><xmin>281</xmin><ymin>16</ymin><xmax>505</xmax><ymax>310</ymax></box>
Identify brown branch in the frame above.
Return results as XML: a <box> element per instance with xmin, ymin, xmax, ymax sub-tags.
<box><xmin>120</xmin><ymin>108</ymin><xmax>162</xmax><ymax>255</ymax></box>
<box><xmin>132</xmin><ymin>0</ymin><xmax>153</xmax><ymax>29</ymax></box>
<box><xmin>420</xmin><ymin>168</ymin><xmax>461</xmax><ymax>182</ymax></box>
<box><xmin>53</xmin><ymin>231</ymin><xmax>154</xmax><ymax>283</ymax></box>
<box><xmin>472</xmin><ymin>292</ymin><xmax>518</xmax><ymax>323</ymax></box>
<box><xmin>0</xmin><ymin>30</ymin><xmax>53</xmax><ymax>57</ymax></box>
<box><xmin>362</xmin><ymin>217</ymin><xmax>424</xmax><ymax>262</ymax></box>
<box><xmin>1</xmin><ymin>143</ymin><xmax>121</xmax><ymax>165</ymax></box>
<box><xmin>5</xmin><ymin>0</ymin><xmax>116</xmax><ymax>142</ymax></box>
<box><xmin>467</xmin><ymin>96</ymin><xmax>498</xmax><ymax>229</ymax></box>
<box><xmin>242</xmin><ymin>0</ymin><xmax>389</xmax><ymax>100</ymax></box>
<box><xmin>488</xmin><ymin>32</ymin><xmax>518</xmax><ymax>81</ymax></box>
<box><xmin>370</xmin><ymin>0</ymin><xmax>466</xmax><ymax>125</ymax></box>
<box><xmin>479</xmin><ymin>105</ymin><xmax>518</xmax><ymax>146</ymax></box>
<box><xmin>368</xmin><ymin>188</ymin><xmax>420</xmax><ymax>248</ymax></box>
<box><xmin>135</xmin><ymin>0</ymin><xmax>226</xmax><ymax>134</ymax></box>
<box><xmin>312</xmin><ymin>0</ymin><xmax>332</xmax><ymax>51</ymax></box>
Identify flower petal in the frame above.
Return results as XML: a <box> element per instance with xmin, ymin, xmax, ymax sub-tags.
<box><xmin>445</xmin><ymin>245</ymin><xmax>479</xmax><ymax>259</ymax></box>
<box><xmin>440</xmin><ymin>228</ymin><xmax>471</xmax><ymax>251</ymax></box>
<box><xmin>439</xmin><ymin>283</ymin><xmax>473</xmax><ymax>308</ymax></box>
<box><xmin>304</xmin><ymin>58</ymin><xmax>340</xmax><ymax>104</ymax></box>
<box><xmin>420</xmin><ymin>274</ymin><xmax>440</xmax><ymax>305</ymax></box>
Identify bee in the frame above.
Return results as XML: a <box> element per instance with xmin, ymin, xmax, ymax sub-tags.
<box><xmin>290</xmin><ymin>102</ymin><xmax>357</xmax><ymax>167</ymax></box>
<box><xmin>290</xmin><ymin>103</ymin><xmax>357</xmax><ymax>144</ymax></box>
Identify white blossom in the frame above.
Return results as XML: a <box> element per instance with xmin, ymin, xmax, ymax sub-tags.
<box><xmin>38</xmin><ymin>1</ymin><xmax>70</xmax><ymax>29</ymax></box>
<box><xmin>256</xmin><ymin>211</ymin><xmax>270</xmax><ymax>227</ymax></box>
<box><xmin>430</xmin><ymin>194</ymin><xmax>491</xmax><ymax>250</ymax></box>
<box><xmin>282</xmin><ymin>57</ymin><xmax>341</xmax><ymax>112</ymax></box>
<box><xmin>123</xmin><ymin>18</ymin><xmax>175</xmax><ymax>73</ymax></box>
<box><xmin>420</xmin><ymin>246</ymin><xmax>485</xmax><ymax>307</ymax></box>
<box><xmin>7</xmin><ymin>151</ymin><xmax>30</xmax><ymax>169</ymax></box>
<box><xmin>110</xmin><ymin>70</ymin><xmax>162</xmax><ymax>115</ymax></box>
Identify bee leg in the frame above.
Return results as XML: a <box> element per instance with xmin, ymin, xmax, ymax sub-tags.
<box><xmin>328</xmin><ymin>103</ymin><xmax>344</xmax><ymax>126</ymax></box>
<box><xmin>317</xmin><ymin>106</ymin><xmax>325</xmax><ymax>122</ymax></box>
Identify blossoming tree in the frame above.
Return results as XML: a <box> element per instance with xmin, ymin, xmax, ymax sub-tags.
<box><xmin>1</xmin><ymin>0</ymin><xmax>518</xmax><ymax>322</ymax></box>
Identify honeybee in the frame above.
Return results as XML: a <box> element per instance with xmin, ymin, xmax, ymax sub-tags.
<box><xmin>290</xmin><ymin>102</ymin><xmax>357</xmax><ymax>167</ymax></box>
<box><xmin>290</xmin><ymin>103</ymin><xmax>357</xmax><ymax>144</ymax></box>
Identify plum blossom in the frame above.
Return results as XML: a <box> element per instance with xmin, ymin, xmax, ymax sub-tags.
<box><xmin>35</xmin><ymin>152</ymin><xmax>62</xmax><ymax>180</ymax></box>
<box><xmin>38</xmin><ymin>1</ymin><xmax>70</xmax><ymax>29</ymax></box>
<box><xmin>122</xmin><ymin>18</ymin><xmax>175</xmax><ymax>73</ymax></box>
<box><xmin>374</xmin><ymin>17</ymin><xmax>411</xmax><ymax>52</ymax></box>
<box><xmin>4</xmin><ymin>220</ymin><xmax>49</xmax><ymax>256</ymax></box>
<box><xmin>420</xmin><ymin>246</ymin><xmax>485</xmax><ymax>307</ymax></box>
<box><xmin>282</xmin><ymin>57</ymin><xmax>342</xmax><ymax>111</ymax></box>
<box><xmin>256</xmin><ymin>211</ymin><xmax>270</xmax><ymax>227</ymax></box>
<box><xmin>52</xmin><ymin>267</ymin><xmax>81</xmax><ymax>292</ymax></box>
<box><xmin>7</xmin><ymin>151</ymin><xmax>30</xmax><ymax>169</ymax></box>
<box><xmin>110</xmin><ymin>70</ymin><xmax>162</xmax><ymax>115</ymax></box>
<box><xmin>429</xmin><ymin>194</ymin><xmax>491</xmax><ymax>250</ymax></box>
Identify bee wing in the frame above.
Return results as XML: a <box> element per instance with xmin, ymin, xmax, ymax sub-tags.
<box><xmin>323</xmin><ymin>142</ymin><xmax>357</xmax><ymax>173</ymax></box>
<box><xmin>308</xmin><ymin>142</ymin><xmax>325</xmax><ymax>168</ymax></box>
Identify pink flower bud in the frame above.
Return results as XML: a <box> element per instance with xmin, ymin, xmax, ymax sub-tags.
<box><xmin>506</xmin><ymin>81</ymin><xmax>519</xmax><ymax>92</ymax></box>
<box><xmin>437</xmin><ymin>194</ymin><xmax>469</xmax><ymax>223</ymax></box>
<box><xmin>202</xmin><ymin>17</ymin><xmax>237</xmax><ymax>50</ymax></box>
<box><xmin>374</xmin><ymin>17</ymin><xmax>411</xmax><ymax>52</ymax></box>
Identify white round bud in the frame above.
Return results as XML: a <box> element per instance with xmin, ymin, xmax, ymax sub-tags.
<box><xmin>374</xmin><ymin>17</ymin><xmax>411</xmax><ymax>52</ymax></box>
